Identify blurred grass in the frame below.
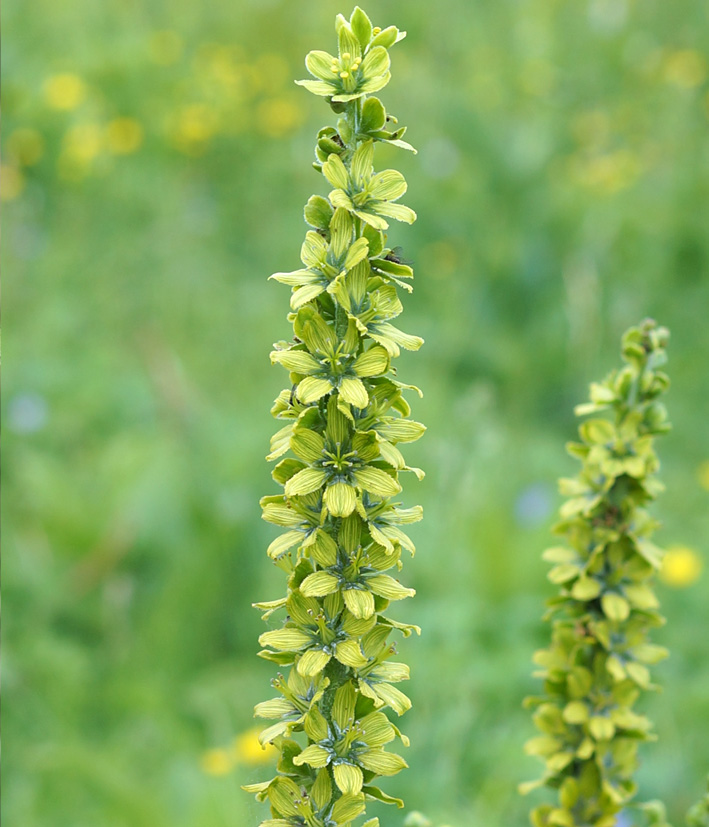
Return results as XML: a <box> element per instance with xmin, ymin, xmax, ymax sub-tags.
<box><xmin>3</xmin><ymin>0</ymin><xmax>708</xmax><ymax>825</ymax></box>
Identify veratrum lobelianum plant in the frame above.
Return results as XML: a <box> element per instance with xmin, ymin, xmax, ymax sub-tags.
<box><xmin>522</xmin><ymin>319</ymin><xmax>674</xmax><ymax>827</ymax></box>
<box><xmin>245</xmin><ymin>8</ymin><xmax>425</xmax><ymax>827</ymax></box>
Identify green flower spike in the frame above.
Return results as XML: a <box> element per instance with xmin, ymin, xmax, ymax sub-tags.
<box><xmin>296</xmin><ymin>7</ymin><xmax>405</xmax><ymax>103</ymax></box>
<box><xmin>246</xmin><ymin>9</ymin><xmax>422</xmax><ymax>827</ymax></box>
<box><xmin>522</xmin><ymin>320</ymin><xmax>673</xmax><ymax>827</ymax></box>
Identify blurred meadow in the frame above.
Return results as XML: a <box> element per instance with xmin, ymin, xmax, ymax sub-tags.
<box><xmin>3</xmin><ymin>0</ymin><xmax>709</xmax><ymax>825</ymax></box>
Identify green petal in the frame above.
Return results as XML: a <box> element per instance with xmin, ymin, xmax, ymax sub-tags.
<box><xmin>291</xmin><ymin>283</ymin><xmax>326</xmax><ymax>309</ymax></box>
<box><xmin>304</xmin><ymin>707</ymin><xmax>330</xmax><ymax>741</ymax></box>
<box><xmin>324</xmin><ymin>481</ymin><xmax>357</xmax><ymax>517</ymax></box>
<box><xmin>367</xmin><ymin>573</ymin><xmax>415</xmax><ymax>600</ymax></box>
<box><xmin>297</xmin><ymin>648</ymin><xmax>332</xmax><ymax>676</ymax></box>
<box><xmin>306</xmin><ymin>49</ymin><xmax>338</xmax><ymax>81</ymax></box>
<box><xmin>351</xmin><ymin>140</ymin><xmax>375</xmax><ymax>189</ymax></box>
<box><xmin>357</xmin><ymin>749</ymin><xmax>407</xmax><ymax>776</ymax></box>
<box><xmin>339</xmin><ymin>376</ymin><xmax>369</xmax><ymax>408</ymax></box>
<box><xmin>332</xmin><ymin>681</ymin><xmax>357</xmax><ymax>729</ymax></box>
<box><xmin>270</xmin><ymin>349</ymin><xmax>320</xmax><ymax>374</ymax></box>
<box><xmin>292</xmin><ymin>743</ymin><xmax>331</xmax><ymax>768</ymax></box>
<box><xmin>329</xmin><ymin>188</ymin><xmax>356</xmax><ymax>211</ymax></box>
<box><xmin>300</xmin><ymin>571</ymin><xmax>340</xmax><ymax>597</ymax></box>
<box><xmin>259</xmin><ymin>628</ymin><xmax>312</xmax><ymax>651</ymax></box>
<box><xmin>359</xmin><ymin>72</ymin><xmax>392</xmax><ymax>94</ymax></box>
<box><xmin>334</xmin><ymin>638</ymin><xmax>369</xmax><ymax>667</ymax></box>
<box><xmin>295</xmin><ymin>78</ymin><xmax>337</xmax><ymax>96</ymax></box>
<box><xmin>323</xmin><ymin>153</ymin><xmax>350</xmax><ymax>190</ymax></box>
<box><xmin>360</xmin><ymin>46</ymin><xmax>390</xmax><ymax>79</ymax></box>
<box><xmin>270</xmin><ymin>268</ymin><xmax>321</xmax><ymax>286</ymax></box>
<box><xmin>354</xmin><ymin>466</ymin><xmax>401</xmax><ymax>497</ymax></box>
<box><xmin>311</xmin><ymin>769</ymin><xmax>332</xmax><ymax>812</ymax></box>
<box><xmin>267</xmin><ymin>777</ymin><xmax>302</xmax><ymax>817</ymax></box>
<box><xmin>284</xmin><ymin>467</ymin><xmax>327</xmax><ymax>497</ymax></box>
<box><xmin>373</xmin><ymin>200</ymin><xmax>417</xmax><ymax>224</ymax></box>
<box><xmin>343</xmin><ymin>587</ymin><xmax>375</xmax><ymax>619</ymax></box>
<box><xmin>290</xmin><ymin>428</ymin><xmax>325</xmax><ymax>462</ymax></box>
<box><xmin>330</xmin><ymin>793</ymin><xmax>367</xmax><ymax>824</ymax></box>
<box><xmin>343</xmin><ymin>237</ymin><xmax>370</xmax><ymax>272</ymax></box>
<box><xmin>307</xmin><ymin>529</ymin><xmax>339</xmax><ymax>567</ymax></box>
<box><xmin>296</xmin><ymin>376</ymin><xmax>333</xmax><ymax>405</ymax></box>
<box><xmin>266</xmin><ymin>530</ymin><xmax>303</xmax><ymax>560</ymax></box>
<box><xmin>350</xmin><ymin>6</ymin><xmax>372</xmax><ymax>48</ymax></box>
<box><xmin>353</xmin><ymin>208</ymin><xmax>389</xmax><ymax>230</ymax></box>
<box><xmin>329</xmin><ymin>207</ymin><xmax>354</xmax><ymax>259</ymax></box>
<box><xmin>301</xmin><ymin>230</ymin><xmax>328</xmax><ymax>269</ymax></box>
<box><xmin>368</xmin><ymin>169</ymin><xmax>407</xmax><ymax>201</ymax></box>
<box><xmin>353</xmin><ymin>346</ymin><xmax>390</xmax><ymax>378</ymax></box>
<box><xmin>334</xmin><ymin>762</ymin><xmax>364</xmax><ymax>794</ymax></box>
<box><xmin>254</xmin><ymin>698</ymin><xmax>294</xmax><ymax>719</ymax></box>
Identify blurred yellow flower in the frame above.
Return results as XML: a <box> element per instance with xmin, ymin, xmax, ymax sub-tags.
<box><xmin>1</xmin><ymin>165</ymin><xmax>26</xmax><ymax>201</ymax></box>
<box><xmin>7</xmin><ymin>128</ymin><xmax>45</xmax><ymax>166</ymax></box>
<box><xmin>661</xmin><ymin>545</ymin><xmax>703</xmax><ymax>588</ymax></box>
<box><xmin>58</xmin><ymin>123</ymin><xmax>104</xmax><ymax>180</ymax></box>
<box><xmin>569</xmin><ymin>149</ymin><xmax>642</xmax><ymax>194</ymax></box>
<box><xmin>172</xmin><ymin>104</ymin><xmax>219</xmax><ymax>155</ymax></box>
<box><xmin>200</xmin><ymin>747</ymin><xmax>234</xmax><ymax>777</ymax></box>
<box><xmin>106</xmin><ymin>118</ymin><xmax>144</xmax><ymax>155</ymax></box>
<box><xmin>44</xmin><ymin>73</ymin><xmax>86</xmax><ymax>111</ymax></box>
<box><xmin>663</xmin><ymin>49</ymin><xmax>707</xmax><ymax>89</ymax></box>
<box><xmin>149</xmin><ymin>30</ymin><xmax>183</xmax><ymax>66</ymax></box>
<box><xmin>233</xmin><ymin>727</ymin><xmax>277</xmax><ymax>765</ymax></box>
<box><xmin>257</xmin><ymin>96</ymin><xmax>303</xmax><ymax>138</ymax></box>
<box><xmin>697</xmin><ymin>460</ymin><xmax>709</xmax><ymax>491</ymax></box>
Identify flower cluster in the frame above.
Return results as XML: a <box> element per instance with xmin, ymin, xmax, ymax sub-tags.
<box><xmin>246</xmin><ymin>9</ymin><xmax>422</xmax><ymax>826</ymax></box>
<box><xmin>523</xmin><ymin>320</ymin><xmax>673</xmax><ymax>827</ymax></box>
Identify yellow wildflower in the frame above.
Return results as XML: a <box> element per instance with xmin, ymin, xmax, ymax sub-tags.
<box><xmin>569</xmin><ymin>149</ymin><xmax>642</xmax><ymax>194</ymax></box>
<box><xmin>233</xmin><ymin>727</ymin><xmax>277</xmax><ymax>765</ymax></box>
<box><xmin>257</xmin><ymin>96</ymin><xmax>303</xmax><ymax>138</ymax></box>
<box><xmin>44</xmin><ymin>73</ymin><xmax>86</xmax><ymax>111</ymax></box>
<box><xmin>149</xmin><ymin>30</ymin><xmax>183</xmax><ymax>65</ymax></box>
<box><xmin>1</xmin><ymin>165</ymin><xmax>25</xmax><ymax>201</ymax></box>
<box><xmin>7</xmin><ymin>128</ymin><xmax>45</xmax><ymax>166</ymax></box>
<box><xmin>172</xmin><ymin>104</ymin><xmax>219</xmax><ymax>155</ymax></box>
<box><xmin>660</xmin><ymin>545</ymin><xmax>703</xmax><ymax>588</ymax></box>
<box><xmin>663</xmin><ymin>49</ymin><xmax>707</xmax><ymax>89</ymax></box>
<box><xmin>697</xmin><ymin>460</ymin><xmax>709</xmax><ymax>492</ymax></box>
<box><xmin>106</xmin><ymin>118</ymin><xmax>144</xmax><ymax>154</ymax></box>
<box><xmin>58</xmin><ymin>123</ymin><xmax>103</xmax><ymax>181</ymax></box>
<box><xmin>200</xmin><ymin>747</ymin><xmax>233</xmax><ymax>777</ymax></box>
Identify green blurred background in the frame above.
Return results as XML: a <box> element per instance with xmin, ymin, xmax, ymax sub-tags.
<box><xmin>3</xmin><ymin>0</ymin><xmax>708</xmax><ymax>824</ymax></box>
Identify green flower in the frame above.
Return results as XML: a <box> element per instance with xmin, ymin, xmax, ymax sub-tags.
<box><xmin>332</xmin><ymin>260</ymin><xmax>424</xmax><ymax>356</ymax></box>
<box><xmin>270</xmin><ymin>306</ymin><xmax>391</xmax><ymax>409</ymax></box>
<box><xmin>323</xmin><ymin>141</ymin><xmax>416</xmax><ymax>230</ymax></box>
<box><xmin>258</xmin><ymin>590</ymin><xmax>374</xmax><ymax>676</ymax></box>
<box><xmin>296</xmin><ymin>8</ymin><xmax>404</xmax><ymax>103</ymax></box>
<box><xmin>255</xmin><ymin>670</ymin><xmax>330</xmax><ymax>744</ymax></box>
<box><xmin>292</xmin><ymin>682</ymin><xmax>408</xmax><ymax>795</ymax></box>
<box><xmin>257</xmin><ymin>772</ymin><xmax>366</xmax><ymax>827</ymax></box>
<box><xmin>270</xmin><ymin>207</ymin><xmax>369</xmax><ymax>310</ymax></box>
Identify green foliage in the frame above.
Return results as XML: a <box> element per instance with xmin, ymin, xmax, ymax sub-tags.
<box><xmin>687</xmin><ymin>777</ymin><xmax>709</xmax><ymax>827</ymax></box>
<box><xmin>245</xmin><ymin>8</ymin><xmax>423</xmax><ymax>826</ymax></box>
<box><xmin>523</xmin><ymin>320</ymin><xmax>673</xmax><ymax>826</ymax></box>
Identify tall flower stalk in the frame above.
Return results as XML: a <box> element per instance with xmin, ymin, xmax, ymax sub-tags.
<box><xmin>522</xmin><ymin>320</ymin><xmax>672</xmax><ymax>827</ymax></box>
<box><xmin>245</xmin><ymin>9</ymin><xmax>423</xmax><ymax>826</ymax></box>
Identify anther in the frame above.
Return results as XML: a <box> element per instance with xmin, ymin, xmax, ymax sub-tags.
<box><xmin>340</xmin><ymin>72</ymin><xmax>349</xmax><ymax>79</ymax></box>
